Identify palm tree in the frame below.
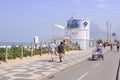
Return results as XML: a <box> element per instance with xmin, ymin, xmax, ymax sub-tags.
<box><xmin>112</xmin><ymin>33</ymin><xmax>116</xmax><ymax>37</ymax></box>
<box><xmin>112</xmin><ymin>32</ymin><xmax>117</xmax><ymax>43</ymax></box>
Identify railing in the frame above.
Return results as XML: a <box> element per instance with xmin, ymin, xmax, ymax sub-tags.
<box><xmin>0</xmin><ymin>43</ymin><xmax>49</xmax><ymax>63</ymax></box>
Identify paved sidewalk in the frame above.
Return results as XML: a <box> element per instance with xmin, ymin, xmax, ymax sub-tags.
<box><xmin>0</xmin><ymin>48</ymin><xmax>108</xmax><ymax>80</ymax></box>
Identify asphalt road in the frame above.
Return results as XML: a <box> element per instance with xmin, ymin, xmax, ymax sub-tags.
<box><xmin>48</xmin><ymin>49</ymin><xmax>120</xmax><ymax>80</ymax></box>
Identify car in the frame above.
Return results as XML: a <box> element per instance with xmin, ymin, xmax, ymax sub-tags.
<box><xmin>103</xmin><ymin>42</ymin><xmax>110</xmax><ymax>47</ymax></box>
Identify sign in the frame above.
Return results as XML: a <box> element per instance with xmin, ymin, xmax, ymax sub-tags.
<box><xmin>83</xmin><ymin>21</ymin><xmax>88</xmax><ymax>28</ymax></box>
<box><xmin>67</xmin><ymin>19</ymin><xmax>80</xmax><ymax>28</ymax></box>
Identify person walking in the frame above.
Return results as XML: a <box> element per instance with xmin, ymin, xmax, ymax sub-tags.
<box><xmin>49</xmin><ymin>41</ymin><xmax>56</xmax><ymax>62</ymax></box>
<box><xmin>99</xmin><ymin>43</ymin><xmax>104</xmax><ymax>60</ymax></box>
<box><xmin>58</xmin><ymin>42</ymin><xmax>64</xmax><ymax>62</ymax></box>
<box><xmin>110</xmin><ymin>41</ymin><xmax>113</xmax><ymax>51</ymax></box>
<box><xmin>63</xmin><ymin>40</ymin><xmax>66</xmax><ymax>55</ymax></box>
<box><xmin>117</xmin><ymin>41</ymin><xmax>119</xmax><ymax>52</ymax></box>
<box><xmin>110</xmin><ymin>43</ymin><xmax>113</xmax><ymax>51</ymax></box>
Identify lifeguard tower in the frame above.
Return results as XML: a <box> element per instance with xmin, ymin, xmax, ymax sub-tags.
<box><xmin>54</xmin><ymin>16</ymin><xmax>91</xmax><ymax>49</ymax></box>
<box><xmin>66</xmin><ymin>16</ymin><xmax>90</xmax><ymax>49</ymax></box>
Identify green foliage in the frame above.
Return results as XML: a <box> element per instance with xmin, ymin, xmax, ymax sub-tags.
<box><xmin>8</xmin><ymin>52</ymin><xmax>18</xmax><ymax>59</ymax></box>
<box><xmin>7</xmin><ymin>45</ymin><xmax>21</xmax><ymax>59</ymax></box>
<box><xmin>33</xmin><ymin>50</ymin><xmax>41</xmax><ymax>55</ymax></box>
<box><xmin>0</xmin><ymin>48</ymin><xmax>5</xmax><ymax>60</ymax></box>
<box><xmin>98</xmin><ymin>39</ymin><xmax>103</xmax><ymax>43</ymax></box>
<box><xmin>23</xmin><ymin>49</ymin><xmax>31</xmax><ymax>57</ymax></box>
<box><xmin>10</xmin><ymin>45</ymin><xmax>21</xmax><ymax>55</ymax></box>
<box><xmin>42</xmin><ymin>47</ymin><xmax>49</xmax><ymax>53</ymax></box>
<box><xmin>8</xmin><ymin>45</ymin><xmax>21</xmax><ymax>58</ymax></box>
<box><xmin>0</xmin><ymin>52</ymin><xmax>5</xmax><ymax>60</ymax></box>
<box><xmin>0</xmin><ymin>44</ymin><xmax>76</xmax><ymax>61</ymax></box>
<box><xmin>0</xmin><ymin>48</ymin><xmax>6</xmax><ymax>53</ymax></box>
<box><xmin>66</xmin><ymin>46</ymin><xmax>74</xmax><ymax>51</ymax></box>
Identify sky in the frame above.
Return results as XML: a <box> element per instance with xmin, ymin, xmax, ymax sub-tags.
<box><xmin>0</xmin><ymin>0</ymin><xmax>120</xmax><ymax>42</ymax></box>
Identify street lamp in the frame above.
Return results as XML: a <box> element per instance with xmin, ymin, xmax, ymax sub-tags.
<box><xmin>110</xmin><ymin>24</ymin><xmax>112</xmax><ymax>41</ymax></box>
<box><xmin>52</xmin><ymin>25</ymin><xmax>54</xmax><ymax>40</ymax></box>
<box><xmin>106</xmin><ymin>21</ymin><xmax>109</xmax><ymax>41</ymax></box>
<box><xmin>106</xmin><ymin>21</ymin><xmax>112</xmax><ymax>41</ymax></box>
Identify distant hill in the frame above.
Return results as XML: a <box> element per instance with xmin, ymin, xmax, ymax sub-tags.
<box><xmin>90</xmin><ymin>23</ymin><xmax>107</xmax><ymax>40</ymax></box>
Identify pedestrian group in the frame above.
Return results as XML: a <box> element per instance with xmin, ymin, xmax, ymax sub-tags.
<box><xmin>49</xmin><ymin>40</ymin><xmax>66</xmax><ymax>62</ymax></box>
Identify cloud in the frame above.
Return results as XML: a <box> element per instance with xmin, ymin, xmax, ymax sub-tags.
<box><xmin>72</xmin><ymin>0</ymin><xmax>82</xmax><ymax>5</ymax></box>
<box><xmin>41</xmin><ymin>4</ymin><xmax>48</xmax><ymax>8</ymax></box>
<box><xmin>15</xmin><ymin>16</ymin><xmax>21</xmax><ymax>19</ymax></box>
<box><xmin>0</xmin><ymin>14</ymin><xmax>11</xmax><ymax>17</ymax></box>
<box><xmin>99</xmin><ymin>13</ymin><xmax>110</xmax><ymax>17</ymax></box>
<box><xmin>92</xmin><ymin>0</ymin><xmax>109</xmax><ymax>9</ymax></box>
<box><xmin>97</xmin><ymin>3</ymin><xmax>120</xmax><ymax>10</ymax></box>
<box><xmin>101</xmin><ymin>0</ymin><xmax>107</xmax><ymax>2</ymax></box>
<box><xmin>110</xmin><ymin>6</ymin><xmax>120</xmax><ymax>10</ymax></box>
<box><xmin>97</xmin><ymin>4</ymin><xmax>109</xmax><ymax>8</ymax></box>
<box><xmin>33</xmin><ymin>4</ymin><xmax>48</xmax><ymax>9</ymax></box>
<box><xmin>92</xmin><ymin>0</ymin><xmax>107</xmax><ymax>2</ymax></box>
<box><xmin>97</xmin><ymin>0</ymin><xmax>107</xmax><ymax>2</ymax></box>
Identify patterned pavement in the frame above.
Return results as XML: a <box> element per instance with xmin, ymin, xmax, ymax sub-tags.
<box><xmin>0</xmin><ymin>49</ymin><xmax>105</xmax><ymax>80</ymax></box>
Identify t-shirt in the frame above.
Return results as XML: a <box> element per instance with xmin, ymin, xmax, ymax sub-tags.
<box><xmin>49</xmin><ymin>43</ymin><xmax>56</xmax><ymax>53</ymax></box>
<box><xmin>58</xmin><ymin>45</ymin><xmax>64</xmax><ymax>53</ymax></box>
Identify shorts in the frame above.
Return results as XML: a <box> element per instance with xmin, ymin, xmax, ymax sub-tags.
<box><xmin>59</xmin><ymin>53</ymin><xmax>64</xmax><ymax>57</ymax></box>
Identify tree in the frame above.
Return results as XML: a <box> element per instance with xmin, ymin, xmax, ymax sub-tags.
<box><xmin>112</xmin><ymin>32</ymin><xmax>116</xmax><ymax>37</ymax></box>
<box><xmin>98</xmin><ymin>39</ymin><xmax>103</xmax><ymax>43</ymax></box>
<box><xmin>112</xmin><ymin>32</ymin><xmax>117</xmax><ymax>43</ymax></box>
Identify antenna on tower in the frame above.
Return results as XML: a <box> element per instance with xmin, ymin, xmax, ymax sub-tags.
<box><xmin>70</xmin><ymin>15</ymin><xmax>75</xmax><ymax>19</ymax></box>
<box><xmin>69</xmin><ymin>12</ymin><xmax>75</xmax><ymax>19</ymax></box>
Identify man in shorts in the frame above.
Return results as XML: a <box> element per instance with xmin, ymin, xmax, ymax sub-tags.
<box><xmin>49</xmin><ymin>41</ymin><xmax>56</xmax><ymax>62</ymax></box>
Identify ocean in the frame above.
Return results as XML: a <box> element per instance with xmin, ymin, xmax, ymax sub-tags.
<box><xmin>0</xmin><ymin>42</ymin><xmax>31</xmax><ymax>46</ymax></box>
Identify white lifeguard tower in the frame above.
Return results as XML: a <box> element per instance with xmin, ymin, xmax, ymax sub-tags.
<box><xmin>67</xmin><ymin>16</ymin><xmax>90</xmax><ymax>49</ymax></box>
<box><xmin>54</xmin><ymin>16</ymin><xmax>90</xmax><ymax>49</ymax></box>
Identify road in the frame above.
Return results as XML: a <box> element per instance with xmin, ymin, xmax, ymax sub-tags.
<box><xmin>47</xmin><ymin>49</ymin><xmax>120</xmax><ymax>80</ymax></box>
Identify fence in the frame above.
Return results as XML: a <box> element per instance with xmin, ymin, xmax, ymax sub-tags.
<box><xmin>0</xmin><ymin>43</ymin><xmax>49</xmax><ymax>63</ymax></box>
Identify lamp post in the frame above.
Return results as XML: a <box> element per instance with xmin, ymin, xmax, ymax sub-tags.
<box><xmin>106</xmin><ymin>21</ymin><xmax>109</xmax><ymax>41</ymax></box>
<box><xmin>106</xmin><ymin>21</ymin><xmax>112</xmax><ymax>42</ymax></box>
<box><xmin>52</xmin><ymin>25</ymin><xmax>54</xmax><ymax>40</ymax></box>
<box><xmin>110</xmin><ymin>24</ymin><xmax>112</xmax><ymax>41</ymax></box>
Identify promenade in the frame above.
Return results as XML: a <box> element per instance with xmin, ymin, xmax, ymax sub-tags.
<box><xmin>0</xmin><ymin>48</ymin><xmax>108</xmax><ymax>80</ymax></box>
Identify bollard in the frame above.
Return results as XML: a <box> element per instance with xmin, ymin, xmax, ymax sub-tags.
<box><xmin>20</xmin><ymin>44</ymin><xmax>23</xmax><ymax>60</ymax></box>
<box><xmin>40</xmin><ymin>46</ymin><xmax>42</xmax><ymax>56</ymax></box>
<box><xmin>5</xmin><ymin>46</ymin><xmax>8</xmax><ymax>62</ymax></box>
<box><xmin>31</xmin><ymin>43</ymin><xmax>33</xmax><ymax>57</ymax></box>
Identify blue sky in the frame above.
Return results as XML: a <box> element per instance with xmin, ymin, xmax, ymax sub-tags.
<box><xmin>0</xmin><ymin>0</ymin><xmax>120</xmax><ymax>42</ymax></box>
